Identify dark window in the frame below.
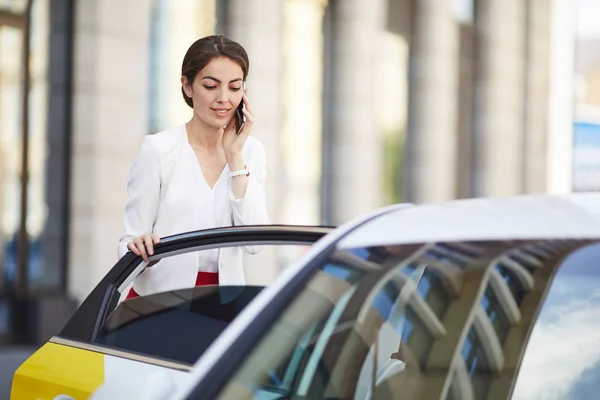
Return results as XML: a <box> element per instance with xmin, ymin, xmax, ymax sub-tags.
<box><xmin>418</xmin><ymin>268</ymin><xmax>450</xmax><ymax>320</ymax></box>
<box><xmin>351</xmin><ymin>247</ymin><xmax>370</xmax><ymax>260</ymax></box>
<box><xmin>401</xmin><ymin>262</ymin><xmax>419</xmax><ymax>275</ymax></box>
<box><xmin>322</xmin><ymin>263</ymin><xmax>362</xmax><ymax>283</ymax></box>
<box><xmin>372</xmin><ymin>281</ymin><xmax>400</xmax><ymax>320</ymax></box>
<box><xmin>481</xmin><ymin>286</ymin><xmax>511</xmax><ymax>344</ymax></box>
<box><xmin>399</xmin><ymin>309</ymin><xmax>434</xmax><ymax>367</ymax></box>
<box><xmin>495</xmin><ymin>264</ymin><xmax>526</xmax><ymax>305</ymax></box>
<box><xmin>461</xmin><ymin>329</ymin><xmax>492</xmax><ymax>399</ymax></box>
<box><xmin>96</xmin><ymin>285</ymin><xmax>263</xmax><ymax>365</ymax></box>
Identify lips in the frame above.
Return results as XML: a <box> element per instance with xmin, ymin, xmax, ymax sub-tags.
<box><xmin>211</xmin><ymin>108</ymin><xmax>230</xmax><ymax>117</ymax></box>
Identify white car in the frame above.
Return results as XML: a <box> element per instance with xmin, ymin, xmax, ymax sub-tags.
<box><xmin>52</xmin><ymin>193</ymin><xmax>600</xmax><ymax>399</ymax></box>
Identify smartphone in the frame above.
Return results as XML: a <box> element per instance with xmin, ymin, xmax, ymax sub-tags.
<box><xmin>235</xmin><ymin>81</ymin><xmax>246</xmax><ymax>134</ymax></box>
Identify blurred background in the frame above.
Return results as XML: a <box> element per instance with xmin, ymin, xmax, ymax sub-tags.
<box><xmin>0</xmin><ymin>0</ymin><xmax>599</xmax><ymax>386</ymax></box>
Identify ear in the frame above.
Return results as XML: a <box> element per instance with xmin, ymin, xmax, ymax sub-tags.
<box><xmin>181</xmin><ymin>76</ymin><xmax>193</xmax><ymax>98</ymax></box>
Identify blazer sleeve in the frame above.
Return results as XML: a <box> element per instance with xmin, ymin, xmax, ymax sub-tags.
<box><xmin>229</xmin><ymin>139</ymin><xmax>271</xmax><ymax>226</ymax></box>
<box><xmin>117</xmin><ymin>138</ymin><xmax>161</xmax><ymax>259</ymax></box>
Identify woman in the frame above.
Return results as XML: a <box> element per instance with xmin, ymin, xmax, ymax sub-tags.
<box><xmin>117</xmin><ymin>35</ymin><xmax>270</xmax><ymax>299</ymax></box>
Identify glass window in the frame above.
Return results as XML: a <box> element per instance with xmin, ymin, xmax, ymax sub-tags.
<box><xmin>94</xmin><ymin>243</ymin><xmax>311</xmax><ymax>366</ymax></box>
<box><xmin>480</xmin><ymin>286</ymin><xmax>510</xmax><ymax>344</ymax></box>
<box><xmin>216</xmin><ymin>245</ymin><xmax>440</xmax><ymax>400</ymax></box>
<box><xmin>400</xmin><ymin>309</ymin><xmax>434</xmax><ymax>367</ymax></box>
<box><xmin>512</xmin><ymin>242</ymin><xmax>600</xmax><ymax>399</ymax></box>
<box><xmin>495</xmin><ymin>264</ymin><xmax>526</xmax><ymax>305</ymax></box>
<box><xmin>461</xmin><ymin>329</ymin><xmax>492</xmax><ymax>398</ymax></box>
<box><xmin>418</xmin><ymin>268</ymin><xmax>450</xmax><ymax>320</ymax></box>
<box><xmin>96</xmin><ymin>285</ymin><xmax>264</xmax><ymax>365</ymax></box>
<box><xmin>188</xmin><ymin>240</ymin><xmax>600</xmax><ymax>400</ymax></box>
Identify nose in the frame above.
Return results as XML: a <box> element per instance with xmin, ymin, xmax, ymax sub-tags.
<box><xmin>216</xmin><ymin>87</ymin><xmax>229</xmax><ymax>104</ymax></box>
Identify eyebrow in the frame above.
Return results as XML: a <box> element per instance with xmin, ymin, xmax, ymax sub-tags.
<box><xmin>201</xmin><ymin>76</ymin><xmax>243</xmax><ymax>84</ymax></box>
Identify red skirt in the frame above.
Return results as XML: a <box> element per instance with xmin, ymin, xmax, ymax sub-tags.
<box><xmin>125</xmin><ymin>271</ymin><xmax>219</xmax><ymax>300</ymax></box>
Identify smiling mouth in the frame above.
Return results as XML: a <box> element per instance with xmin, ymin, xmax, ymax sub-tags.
<box><xmin>212</xmin><ymin>109</ymin><xmax>230</xmax><ymax>117</ymax></box>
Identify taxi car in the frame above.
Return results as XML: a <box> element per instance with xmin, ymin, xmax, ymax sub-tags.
<box><xmin>9</xmin><ymin>225</ymin><xmax>332</xmax><ymax>399</ymax></box>
<box><xmin>98</xmin><ymin>193</ymin><xmax>600</xmax><ymax>399</ymax></box>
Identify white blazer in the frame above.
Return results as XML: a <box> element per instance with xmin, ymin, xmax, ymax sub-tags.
<box><xmin>117</xmin><ymin>124</ymin><xmax>270</xmax><ymax>296</ymax></box>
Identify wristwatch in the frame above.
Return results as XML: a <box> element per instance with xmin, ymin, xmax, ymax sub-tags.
<box><xmin>229</xmin><ymin>166</ymin><xmax>250</xmax><ymax>178</ymax></box>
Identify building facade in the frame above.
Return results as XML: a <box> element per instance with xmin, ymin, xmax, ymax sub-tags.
<box><xmin>0</xmin><ymin>0</ymin><xmax>577</xmax><ymax>345</ymax></box>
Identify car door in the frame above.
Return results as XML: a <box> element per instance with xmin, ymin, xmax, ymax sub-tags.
<box><xmin>10</xmin><ymin>225</ymin><xmax>331</xmax><ymax>400</ymax></box>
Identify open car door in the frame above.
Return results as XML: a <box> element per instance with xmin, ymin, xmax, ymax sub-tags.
<box><xmin>10</xmin><ymin>225</ymin><xmax>332</xmax><ymax>400</ymax></box>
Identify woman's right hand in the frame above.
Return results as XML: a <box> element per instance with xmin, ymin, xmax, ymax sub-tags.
<box><xmin>127</xmin><ymin>233</ymin><xmax>161</xmax><ymax>262</ymax></box>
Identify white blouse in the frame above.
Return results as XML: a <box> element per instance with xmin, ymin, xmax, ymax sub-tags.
<box><xmin>117</xmin><ymin>124</ymin><xmax>270</xmax><ymax>295</ymax></box>
<box><xmin>185</xmin><ymin>140</ymin><xmax>229</xmax><ymax>273</ymax></box>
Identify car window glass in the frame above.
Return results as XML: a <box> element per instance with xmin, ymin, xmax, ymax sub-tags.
<box><xmin>214</xmin><ymin>239</ymin><xmax>593</xmax><ymax>400</ymax></box>
<box><xmin>512</xmin><ymin>242</ymin><xmax>600</xmax><ymax>399</ymax></box>
<box><xmin>94</xmin><ymin>243</ymin><xmax>311</xmax><ymax>367</ymax></box>
<box><xmin>96</xmin><ymin>285</ymin><xmax>263</xmax><ymax>365</ymax></box>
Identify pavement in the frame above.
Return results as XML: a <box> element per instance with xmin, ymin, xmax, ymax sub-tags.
<box><xmin>0</xmin><ymin>347</ymin><xmax>36</xmax><ymax>399</ymax></box>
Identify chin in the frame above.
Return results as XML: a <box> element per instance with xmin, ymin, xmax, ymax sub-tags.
<box><xmin>199</xmin><ymin>115</ymin><xmax>227</xmax><ymax>129</ymax></box>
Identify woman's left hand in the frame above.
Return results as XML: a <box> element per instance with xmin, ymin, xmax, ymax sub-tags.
<box><xmin>222</xmin><ymin>93</ymin><xmax>253</xmax><ymax>157</ymax></box>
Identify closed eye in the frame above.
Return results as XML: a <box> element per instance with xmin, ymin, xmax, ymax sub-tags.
<box><xmin>203</xmin><ymin>85</ymin><xmax>217</xmax><ymax>90</ymax></box>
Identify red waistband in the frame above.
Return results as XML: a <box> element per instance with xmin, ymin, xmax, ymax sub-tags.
<box><xmin>125</xmin><ymin>271</ymin><xmax>219</xmax><ymax>301</ymax></box>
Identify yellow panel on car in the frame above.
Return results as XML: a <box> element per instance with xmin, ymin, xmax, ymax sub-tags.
<box><xmin>11</xmin><ymin>342</ymin><xmax>104</xmax><ymax>400</ymax></box>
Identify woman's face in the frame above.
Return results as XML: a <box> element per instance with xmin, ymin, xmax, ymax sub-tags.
<box><xmin>182</xmin><ymin>57</ymin><xmax>244</xmax><ymax>129</ymax></box>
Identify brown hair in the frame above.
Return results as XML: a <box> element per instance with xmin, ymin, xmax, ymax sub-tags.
<box><xmin>181</xmin><ymin>35</ymin><xmax>249</xmax><ymax>108</ymax></box>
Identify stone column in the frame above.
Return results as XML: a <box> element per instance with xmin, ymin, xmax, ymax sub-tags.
<box><xmin>280</xmin><ymin>0</ymin><xmax>326</xmax><ymax>225</ymax></box>
<box><xmin>324</xmin><ymin>0</ymin><xmax>387</xmax><ymax>225</ymax></box>
<box><xmin>68</xmin><ymin>0</ymin><xmax>151</xmax><ymax>301</ymax></box>
<box><xmin>523</xmin><ymin>0</ymin><xmax>551</xmax><ymax>194</ymax></box>
<box><xmin>226</xmin><ymin>0</ymin><xmax>284</xmax><ymax>284</ymax></box>
<box><xmin>472</xmin><ymin>0</ymin><xmax>527</xmax><ymax>197</ymax></box>
<box><xmin>404</xmin><ymin>0</ymin><xmax>460</xmax><ymax>203</ymax></box>
<box><xmin>546</xmin><ymin>0</ymin><xmax>574</xmax><ymax>194</ymax></box>
<box><xmin>226</xmin><ymin>0</ymin><xmax>284</xmax><ymax>225</ymax></box>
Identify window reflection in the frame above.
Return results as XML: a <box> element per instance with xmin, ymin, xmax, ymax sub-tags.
<box><xmin>215</xmin><ymin>239</ymin><xmax>590</xmax><ymax>400</ymax></box>
<box><xmin>495</xmin><ymin>263</ymin><xmax>526</xmax><ymax>305</ymax></box>
<box><xmin>481</xmin><ymin>286</ymin><xmax>510</xmax><ymax>344</ymax></box>
<box><xmin>462</xmin><ymin>328</ymin><xmax>492</xmax><ymax>398</ymax></box>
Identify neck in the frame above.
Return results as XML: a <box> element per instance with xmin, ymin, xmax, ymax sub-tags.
<box><xmin>186</xmin><ymin>113</ymin><xmax>221</xmax><ymax>150</ymax></box>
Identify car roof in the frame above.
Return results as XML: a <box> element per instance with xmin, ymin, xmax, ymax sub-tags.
<box><xmin>338</xmin><ymin>192</ymin><xmax>600</xmax><ymax>249</ymax></box>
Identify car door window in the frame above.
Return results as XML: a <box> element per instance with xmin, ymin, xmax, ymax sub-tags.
<box><xmin>91</xmin><ymin>243</ymin><xmax>313</xmax><ymax>367</ymax></box>
<box><xmin>56</xmin><ymin>226</ymin><xmax>331</xmax><ymax>374</ymax></box>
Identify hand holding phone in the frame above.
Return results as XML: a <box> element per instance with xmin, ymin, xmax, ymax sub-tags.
<box><xmin>235</xmin><ymin>82</ymin><xmax>246</xmax><ymax>134</ymax></box>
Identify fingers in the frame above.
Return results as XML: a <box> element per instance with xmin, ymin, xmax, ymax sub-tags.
<box><xmin>222</xmin><ymin>122</ymin><xmax>236</xmax><ymax>136</ymax></box>
<box><xmin>238</xmin><ymin>108</ymin><xmax>253</xmax><ymax>137</ymax></box>
<box><xmin>143</xmin><ymin>234</ymin><xmax>155</xmax><ymax>257</ymax></box>
<box><xmin>134</xmin><ymin>238</ymin><xmax>149</xmax><ymax>262</ymax></box>
<box><xmin>127</xmin><ymin>234</ymin><xmax>161</xmax><ymax>262</ymax></box>
<box><xmin>127</xmin><ymin>241</ymin><xmax>140</xmax><ymax>257</ymax></box>
<box><xmin>238</xmin><ymin>94</ymin><xmax>253</xmax><ymax>137</ymax></box>
<box><xmin>242</xmin><ymin>93</ymin><xmax>252</xmax><ymax>114</ymax></box>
